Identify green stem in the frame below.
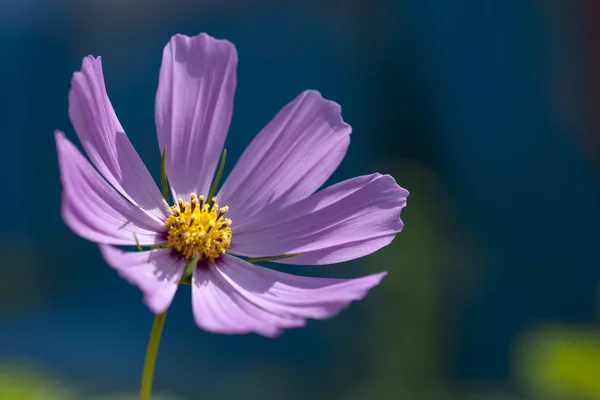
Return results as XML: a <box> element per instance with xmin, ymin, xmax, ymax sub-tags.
<box><xmin>140</xmin><ymin>312</ymin><xmax>168</xmax><ymax>400</ymax></box>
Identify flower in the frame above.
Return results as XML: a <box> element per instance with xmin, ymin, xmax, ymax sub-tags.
<box><xmin>55</xmin><ymin>33</ymin><xmax>409</xmax><ymax>337</ymax></box>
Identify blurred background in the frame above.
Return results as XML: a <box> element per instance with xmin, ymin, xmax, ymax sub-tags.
<box><xmin>1</xmin><ymin>0</ymin><xmax>600</xmax><ymax>399</ymax></box>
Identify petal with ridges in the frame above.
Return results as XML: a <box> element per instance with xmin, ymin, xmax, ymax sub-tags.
<box><xmin>155</xmin><ymin>33</ymin><xmax>237</xmax><ymax>201</ymax></box>
<box><xmin>100</xmin><ymin>246</ymin><xmax>185</xmax><ymax>314</ymax></box>
<box><xmin>69</xmin><ymin>56</ymin><xmax>169</xmax><ymax>221</ymax></box>
<box><xmin>218</xmin><ymin>90</ymin><xmax>350</xmax><ymax>223</ymax></box>
<box><xmin>191</xmin><ymin>254</ymin><xmax>385</xmax><ymax>336</ymax></box>
<box><xmin>230</xmin><ymin>174</ymin><xmax>408</xmax><ymax>265</ymax></box>
<box><xmin>56</xmin><ymin>131</ymin><xmax>165</xmax><ymax>246</ymax></box>
<box><xmin>192</xmin><ymin>266</ymin><xmax>286</xmax><ymax>337</ymax></box>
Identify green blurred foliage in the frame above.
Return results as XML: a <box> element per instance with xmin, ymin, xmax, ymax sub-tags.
<box><xmin>0</xmin><ymin>364</ymin><xmax>76</xmax><ymax>400</ymax></box>
<box><xmin>515</xmin><ymin>324</ymin><xmax>600</xmax><ymax>400</ymax></box>
<box><xmin>0</xmin><ymin>363</ymin><xmax>183</xmax><ymax>400</ymax></box>
<box><xmin>88</xmin><ymin>394</ymin><xmax>182</xmax><ymax>400</ymax></box>
<box><xmin>348</xmin><ymin>160</ymin><xmax>487</xmax><ymax>400</ymax></box>
<box><xmin>0</xmin><ymin>242</ymin><xmax>47</xmax><ymax>319</ymax></box>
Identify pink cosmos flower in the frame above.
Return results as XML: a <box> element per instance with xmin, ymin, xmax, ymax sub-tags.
<box><xmin>55</xmin><ymin>33</ymin><xmax>408</xmax><ymax>337</ymax></box>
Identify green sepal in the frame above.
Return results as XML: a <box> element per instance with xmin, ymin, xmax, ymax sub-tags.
<box><xmin>133</xmin><ymin>233</ymin><xmax>143</xmax><ymax>252</ymax></box>
<box><xmin>207</xmin><ymin>148</ymin><xmax>226</xmax><ymax>205</ymax></box>
<box><xmin>160</xmin><ymin>144</ymin><xmax>170</xmax><ymax>203</ymax></box>
<box><xmin>245</xmin><ymin>253</ymin><xmax>301</xmax><ymax>263</ymax></box>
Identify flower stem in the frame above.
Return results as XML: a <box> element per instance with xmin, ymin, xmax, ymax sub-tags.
<box><xmin>140</xmin><ymin>311</ymin><xmax>168</xmax><ymax>400</ymax></box>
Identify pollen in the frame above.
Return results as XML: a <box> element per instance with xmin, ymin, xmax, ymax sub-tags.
<box><xmin>164</xmin><ymin>194</ymin><xmax>232</xmax><ymax>261</ymax></box>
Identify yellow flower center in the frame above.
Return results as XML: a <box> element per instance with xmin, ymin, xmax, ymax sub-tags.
<box><xmin>164</xmin><ymin>194</ymin><xmax>232</xmax><ymax>261</ymax></box>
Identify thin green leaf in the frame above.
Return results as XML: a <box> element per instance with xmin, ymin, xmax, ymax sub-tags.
<box><xmin>160</xmin><ymin>144</ymin><xmax>169</xmax><ymax>203</ymax></box>
<box><xmin>207</xmin><ymin>148</ymin><xmax>226</xmax><ymax>205</ymax></box>
<box><xmin>245</xmin><ymin>253</ymin><xmax>301</xmax><ymax>263</ymax></box>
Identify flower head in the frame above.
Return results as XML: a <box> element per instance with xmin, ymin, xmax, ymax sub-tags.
<box><xmin>55</xmin><ymin>33</ymin><xmax>409</xmax><ymax>336</ymax></box>
<box><xmin>164</xmin><ymin>194</ymin><xmax>232</xmax><ymax>261</ymax></box>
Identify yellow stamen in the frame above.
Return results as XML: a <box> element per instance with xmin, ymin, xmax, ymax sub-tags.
<box><xmin>164</xmin><ymin>194</ymin><xmax>232</xmax><ymax>261</ymax></box>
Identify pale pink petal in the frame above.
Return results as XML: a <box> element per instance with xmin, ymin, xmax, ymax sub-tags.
<box><xmin>155</xmin><ymin>33</ymin><xmax>237</xmax><ymax>200</ymax></box>
<box><xmin>69</xmin><ymin>56</ymin><xmax>169</xmax><ymax>221</ymax></box>
<box><xmin>218</xmin><ymin>90</ymin><xmax>350</xmax><ymax>222</ymax></box>
<box><xmin>230</xmin><ymin>174</ymin><xmax>408</xmax><ymax>265</ymax></box>
<box><xmin>191</xmin><ymin>254</ymin><xmax>384</xmax><ymax>337</ymax></box>
<box><xmin>56</xmin><ymin>131</ymin><xmax>165</xmax><ymax>246</ymax></box>
<box><xmin>100</xmin><ymin>246</ymin><xmax>185</xmax><ymax>314</ymax></box>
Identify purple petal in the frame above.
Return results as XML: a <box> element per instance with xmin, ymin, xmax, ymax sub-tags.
<box><xmin>155</xmin><ymin>33</ymin><xmax>237</xmax><ymax>200</ymax></box>
<box><xmin>191</xmin><ymin>254</ymin><xmax>385</xmax><ymax>337</ymax></box>
<box><xmin>218</xmin><ymin>90</ymin><xmax>350</xmax><ymax>223</ymax></box>
<box><xmin>56</xmin><ymin>131</ymin><xmax>165</xmax><ymax>246</ymax></box>
<box><xmin>230</xmin><ymin>174</ymin><xmax>408</xmax><ymax>265</ymax></box>
<box><xmin>100</xmin><ymin>246</ymin><xmax>185</xmax><ymax>314</ymax></box>
<box><xmin>69</xmin><ymin>56</ymin><xmax>169</xmax><ymax>221</ymax></box>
